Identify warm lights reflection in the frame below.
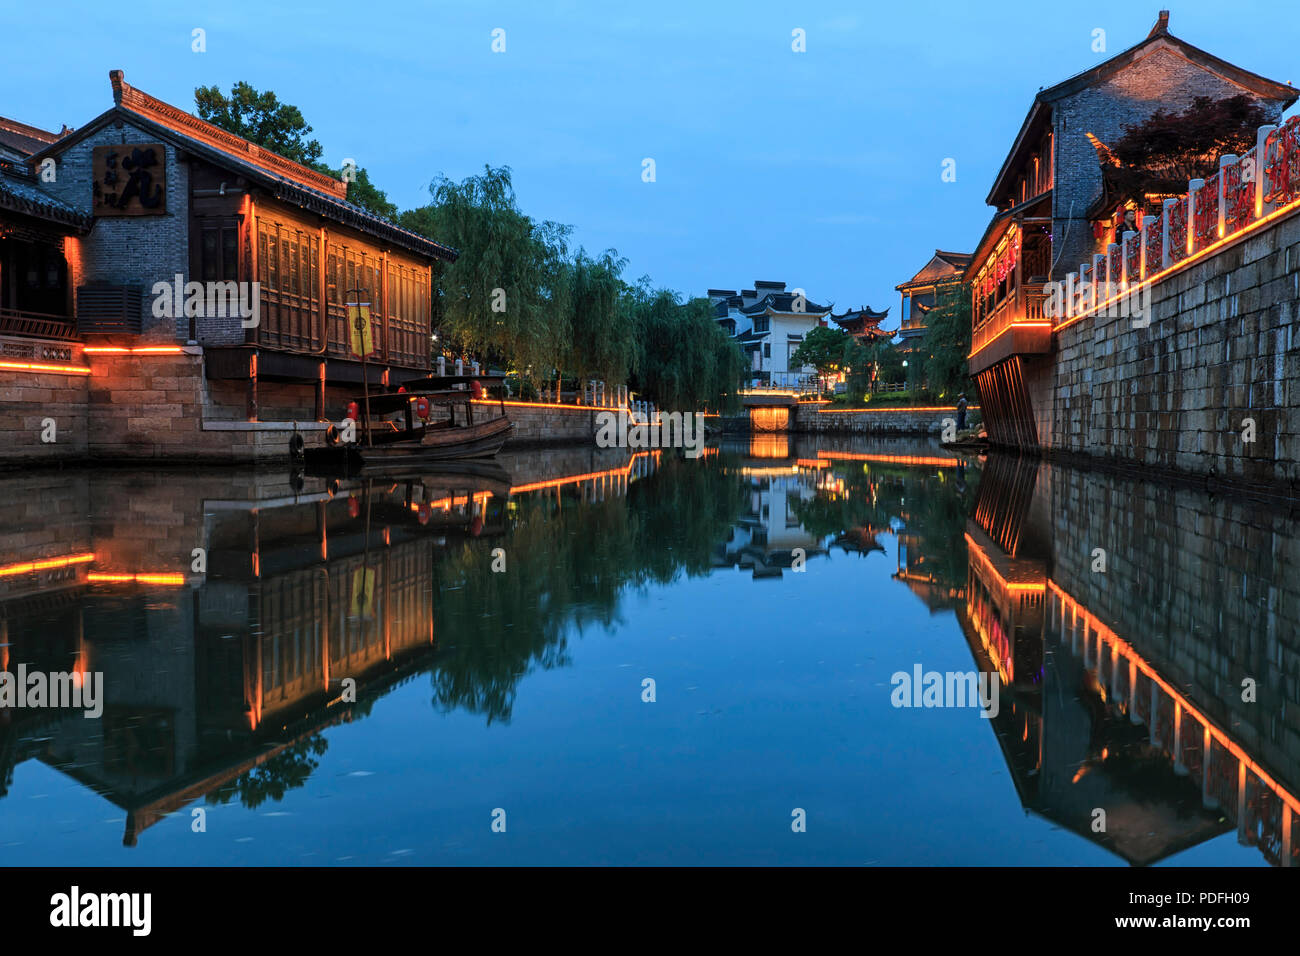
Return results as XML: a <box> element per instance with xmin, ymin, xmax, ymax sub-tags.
<box><xmin>0</xmin><ymin>552</ymin><xmax>95</xmax><ymax>577</ymax></box>
<box><xmin>87</xmin><ymin>571</ymin><xmax>186</xmax><ymax>586</ymax></box>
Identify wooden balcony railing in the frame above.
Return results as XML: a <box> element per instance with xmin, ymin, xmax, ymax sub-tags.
<box><xmin>970</xmin><ymin>286</ymin><xmax>1048</xmax><ymax>356</ymax></box>
<box><xmin>0</xmin><ymin>308</ymin><xmax>78</xmax><ymax>341</ymax></box>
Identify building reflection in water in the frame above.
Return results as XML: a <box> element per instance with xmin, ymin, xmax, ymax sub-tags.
<box><xmin>1</xmin><ymin>434</ymin><xmax>1297</xmax><ymax>865</ymax></box>
<box><xmin>963</xmin><ymin>454</ymin><xmax>1300</xmax><ymax>866</ymax></box>
<box><xmin>0</xmin><ymin>447</ymin><xmax>661</xmax><ymax>846</ymax></box>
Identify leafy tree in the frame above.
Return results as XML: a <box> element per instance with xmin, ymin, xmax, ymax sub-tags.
<box><xmin>917</xmin><ymin>282</ymin><xmax>972</xmax><ymax>400</ymax></box>
<box><xmin>628</xmin><ymin>282</ymin><xmax>744</xmax><ymax>412</ymax></box>
<box><xmin>195</xmin><ymin>81</ymin><xmax>323</xmax><ymax>166</ymax></box>
<box><xmin>401</xmin><ymin>166</ymin><xmax>571</xmax><ymax>383</ymax></box>
<box><xmin>1104</xmin><ymin>94</ymin><xmax>1273</xmax><ymax>209</ymax></box>
<box><xmin>790</xmin><ymin>326</ymin><xmax>851</xmax><ymax>391</ymax></box>
<box><xmin>195</xmin><ymin>81</ymin><xmax>397</xmax><ymax>219</ymax></box>
<box><xmin>566</xmin><ymin>249</ymin><xmax>636</xmax><ymax>392</ymax></box>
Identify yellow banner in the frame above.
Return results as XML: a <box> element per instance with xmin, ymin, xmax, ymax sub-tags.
<box><xmin>351</xmin><ymin>566</ymin><xmax>375</xmax><ymax>618</ymax></box>
<box><xmin>348</xmin><ymin>302</ymin><xmax>373</xmax><ymax>357</ymax></box>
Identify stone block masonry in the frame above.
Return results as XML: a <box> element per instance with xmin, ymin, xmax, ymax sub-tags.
<box><xmin>1050</xmin><ymin>205</ymin><xmax>1300</xmax><ymax>485</ymax></box>
<box><xmin>0</xmin><ymin>350</ymin><xmax>328</xmax><ymax>466</ymax></box>
<box><xmin>790</xmin><ymin>404</ymin><xmax>978</xmax><ymax>436</ymax></box>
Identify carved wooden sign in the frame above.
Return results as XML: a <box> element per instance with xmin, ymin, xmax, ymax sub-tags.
<box><xmin>92</xmin><ymin>144</ymin><xmax>167</xmax><ymax>216</ymax></box>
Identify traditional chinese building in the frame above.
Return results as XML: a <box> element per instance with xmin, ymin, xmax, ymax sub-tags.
<box><xmin>829</xmin><ymin>305</ymin><xmax>890</xmax><ymax>342</ymax></box>
<box><xmin>709</xmin><ymin>281</ymin><xmax>830</xmax><ymax>387</ymax></box>
<box><xmin>0</xmin><ymin>70</ymin><xmax>458</xmax><ymax>462</ymax></box>
<box><xmin>894</xmin><ymin>250</ymin><xmax>970</xmax><ymax>354</ymax></box>
<box><xmin>966</xmin><ymin>10</ymin><xmax>1294</xmax><ymax>404</ymax></box>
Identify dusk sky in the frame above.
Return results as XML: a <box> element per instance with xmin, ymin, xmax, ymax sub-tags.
<box><xmin>3</xmin><ymin>0</ymin><xmax>1294</xmax><ymax>328</ymax></box>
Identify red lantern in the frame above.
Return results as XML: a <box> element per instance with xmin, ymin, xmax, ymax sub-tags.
<box><xmin>470</xmin><ymin>514</ymin><xmax>483</xmax><ymax>536</ymax></box>
<box><xmin>398</xmin><ymin>385</ymin><xmax>406</xmax><ymax>393</ymax></box>
<box><xmin>347</xmin><ymin>496</ymin><xmax>360</xmax><ymax>518</ymax></box>
<box><xmin>346</xmin><ymin>401</ymin><xmax>359</xmax><ymax>421</ymax></box>
<box><xmin>417</xmin><ymin>503</ymin><xmax>431</xmax><ymax>525</ymax></box>
<box><xmin>414</xmin><ymin>397</ymin><xmax>431</xmax><ymax>419</ymax></box>
<box><xmin>471</xmin><ymin>380</ymin><xmax>484</xmax><ymax>400</ymax></box>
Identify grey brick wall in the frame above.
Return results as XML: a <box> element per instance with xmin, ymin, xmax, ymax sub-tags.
<box><xmin>1050</xmin><ymin>43</ymin><xmax>1290</xmax><ymax>275</ymax></box>
<box><xmin>42</xmin><ymin>120</ymin><xmax>189</xmax><ymax>342</ymax></box>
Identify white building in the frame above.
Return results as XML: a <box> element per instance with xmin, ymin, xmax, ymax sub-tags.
<box><xmin>707</xmin><ymin>281</ymin><xmax>831</xmax><ymax>387</ymax></box>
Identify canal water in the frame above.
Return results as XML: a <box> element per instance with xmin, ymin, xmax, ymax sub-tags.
<box><xmin>0</xmin><ymin>435</ymin><xmax>1291</xmax><ymax>866</ymax></box>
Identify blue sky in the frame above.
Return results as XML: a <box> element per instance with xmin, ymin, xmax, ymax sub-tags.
<box><xmin>2</xmin><ymin>0</ymin><xmax>1294</xmax><ymax>329</ymax></box>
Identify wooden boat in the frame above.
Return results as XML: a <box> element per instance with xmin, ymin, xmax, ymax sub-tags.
<box><xmin>304</xmin><ymin>374</ymin><xmax>514</xmax><ymax>472</ymax></box>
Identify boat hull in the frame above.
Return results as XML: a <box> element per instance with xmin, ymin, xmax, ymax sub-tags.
<box><xmin>305</xmin><ymin>415</ymin><xmax>514</xmax><ymax>475</ymax></box>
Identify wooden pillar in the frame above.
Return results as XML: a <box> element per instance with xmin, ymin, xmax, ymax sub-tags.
<box><xmin>246</xmin><ymin>351</ymin><xmax>258</xmax><ymax>422</ymax></box>
<box><xmin>316</xmin><ymin>361</ymin><xmax>326</xmax><ymax>420</ymax></box>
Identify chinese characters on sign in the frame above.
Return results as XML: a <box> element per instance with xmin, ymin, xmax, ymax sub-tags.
<box><xmin>92</xmin><ymin>144</ymin><xmax>166</xmax><ymax>216</ymax></box>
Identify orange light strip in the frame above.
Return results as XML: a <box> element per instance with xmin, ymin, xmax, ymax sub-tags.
<box><xmin>818</xmin><ymin>451</ymin><xmax>967</xmax><ymax>468</ymax></box>
<box><xmin>408</xmin><ymin>491</ymin><xmax>493</xmax><ymax>513</ymax></box>
<box><xmin>471</xmin><ymin>399</ymin><xmax>619</xmax><ymax>411</ymax></box>
<box><xmin>0</xmin><ymin>360</ymin><xmax>91</xmax><ymax>375</ymax></box>
<box><xmin>0</xmin><ymin>552</ymin><xmax>95</xmax><ymax>577</ymax></box>
<box><xmin>509</xmin><ymin>451</ymin><xmax>659</xmax><ymax>495</ymax></box>
<box><xmin>967</xmin><ymin>321</ymin><xmax>1055</xmax><ymax>360</ymax></box>
<box><xmin>1048</xmin><ymin>580</ymin><xmax>1300</xmax><ymax>816</ymax></box>
<box><xmin>816</xmin><ymin>405</ymin><xmax>980</xmax><ymax>414</ymax></box>
<box><xmin>83</xmin><ymin>346</ymin><xmax>186</xmax><ymax>354</ymax></box>
<box><xmin>1054</xmin><ymin>194</ymin><xmax>1300</xmax><ymax>335</ymax></box>
<box><xmin>964</xmin><ymin>532</ymin><xmax>1046</xmax><ymax>593</ymax></box>
<box><xmin>87</xmin><ymin>571</ymin><xmax>186</xmax><ymax>586</ymax></box>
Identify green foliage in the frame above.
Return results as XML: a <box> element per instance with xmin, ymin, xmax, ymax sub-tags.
<box><xmin>916</xmin><ymin>283</ymin><xmax>972</xmax><ymax>399</ymax></box>
<box><xmin>401</xmin><ymin>165</ymin><xmax>572</xmax><ymax>383</ymax></box>
<box><xmin>566</xmin><ymin>248</ymin><xmax>635</xmax><ymax>387</ymax></box>
<box><xmin>628</xmin><ymin>283</ymin><xmax>745</xmax><ymax>412</ymax></box>
<box><xmin>195</xmin><ymin>81</ymin><xmax>398</xmax><ymax>220</ymax></box>
<box><xmin>205</xmin><ymin>735</ymin><xmax>329</xmax><ymax>810</ymax></box>
<box><xmin>790</xmin><ymin>326</ymin><xmax>850</xmax><ymax>377</ymax></box>
<box><xmin>332</xmin><ymin>165</ymin><xmax>398</xmax><ymax>219</ymax></box>
<box><xmin>195</xmin><ymin>81</ymin><xmax>323</xmax><ymax>166</ymax></box>
<box><xmin>431</xmin><ymin>454</ymin><xmax>751</xmax><ymax>723</ymax></box>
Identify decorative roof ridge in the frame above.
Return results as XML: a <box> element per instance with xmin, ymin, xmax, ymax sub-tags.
<box><xmin>108</xmin><ymin>70</ymin><xmax>348</xmax><ymax>200</ymax></box>
<box><xmin>0</xmin><ymin>115</ymin><xmax>65</xmax><ymax>144</ymax></box>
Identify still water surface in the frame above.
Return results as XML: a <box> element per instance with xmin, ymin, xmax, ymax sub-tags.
<box><xmin>0</xmin><ymin>436</ymin><xmax>1291</xmax><ymax>865</ymax></box>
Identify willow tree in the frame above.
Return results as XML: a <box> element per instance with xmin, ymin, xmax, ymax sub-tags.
<box><xmin>565</xmin><ymin>249</ymin><xmax>636</xmax><ymax>394</ymax></box>
<box><xmin>629</xmin><ymin>283</ymin><xmax>744</xmax><ymax>412</ymax></box>
<box><xmin>399</xmin><ymin>165</ymin><xmax>570</xmax><ymax>383</ymax></box>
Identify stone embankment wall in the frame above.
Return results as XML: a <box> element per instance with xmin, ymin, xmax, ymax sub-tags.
<box><xmin>1052</xmin><ymin>208</ymin><xmax>1300</xmax><ymax>484</ymax></box>
<box><xmin>789</xmin><ymin>404</ymin><xmax>978</xmax><ymax>436</ymax></box>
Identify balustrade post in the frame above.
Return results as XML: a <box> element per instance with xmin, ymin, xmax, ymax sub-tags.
<box><xmin>1217</xmin><ymin>154</ymin><xmax>1236</xmax><ymax>241</ymax></box>
<box><xmin>1139</xmin><ymin>219</ymin><xmax>1150</xmax><ymax>279</ymax></box>
<box><xmin>1257</xmin><ymin>124</ymin><xmax>1278</xmax><ymax>219</ymax></box>
<box><xmin>1187</xmin><ymin>179</ymin><xmax>1204</xmax><ymax>255</ymax></box>
<box><xmin>1092</xmin><ymin>254</ymin><xmax>1106</xmax><ymax>312</ymax></box>
<box><xmin>1121</xmin><ymin>232</ymin><xmax>1137</xmax><ymax>289</ymax></box>
<box><xmin>1064</xmin><ymin>272</ymin><xmax>1076</xmax><ymax>320</ymax></box>
<box><xmin>1106</xmin><ymin>243</ymin><xmax>1119</xmax><ymax>293</ymax></box>
<box><xmin>1161</xmin><ymin>197</ymin><xmax>1177</xmax><ymax>270</ymax></box>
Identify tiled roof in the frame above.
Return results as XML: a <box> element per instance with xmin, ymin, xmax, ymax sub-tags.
<box><xmin>0</xmin><ymin>115</ymin><xmax>64</xmax><ymax>159</ymax></box>
<box><xmin>738</xmin><ymin>292</ymin><xmax>830</xmax><ymax>316</ymax></box>
<box><xmin>0</xmin><ymin>165</ymin><xmax>92</xmax><ymax>230</ymax></box>
<box><xmin>32</xmin><ymin>72</ymin><xmax>458</xmax><ymax>263</ymax></box>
